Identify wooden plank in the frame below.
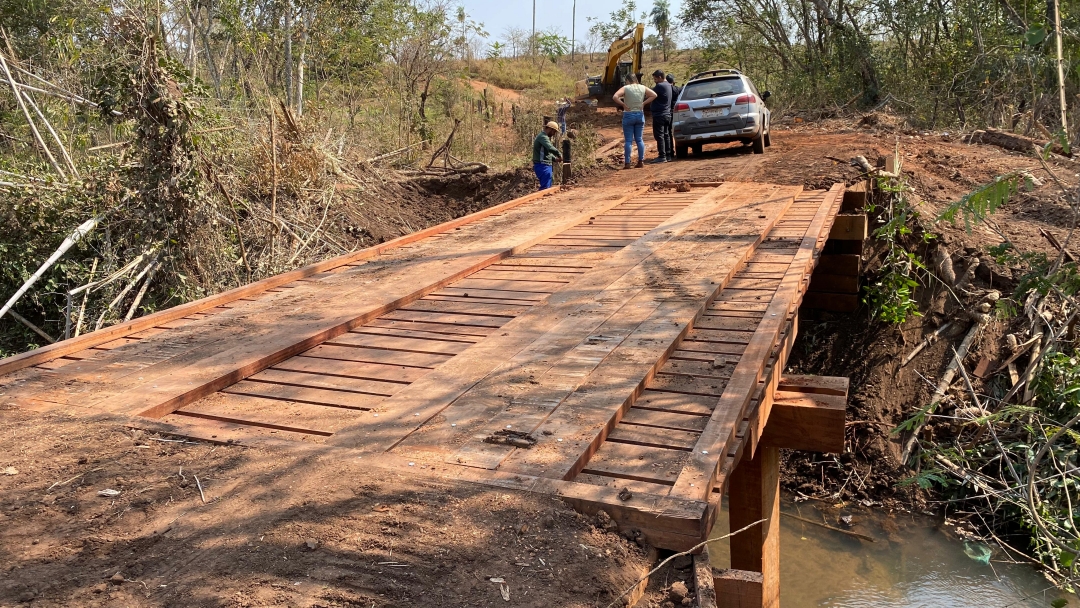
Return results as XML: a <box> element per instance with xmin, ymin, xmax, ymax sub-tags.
<box><xmin>828</xmin><ymin>214</ymin><xmax>868</xmax><ymax>240</ymax></box>
<box><xmin>714</xmin><ymin>569</ymin><xmax>764</xmax><ymax>608</ymax></box>
<box><xmin>326</xmin><ymin>332</ymin><xmax>473</xmax><ymax>356</ymax></box>
<box><xmin>580</xmin><ymin>442</ymin><xmax>691</xmax><ymax>486</ymax></box>
<box><xmin>635</xmin><ymin>390</ymin><xmax>718</xmax><ymax>415</ymax></box>
<box><xmin>0</xmin><ymin>185</ymin><xmax>568</xmax><ymax>375</ymax></box>
<box><xmin>446</xmin><ymin>278</ymin><xmax>564</xmax><ymax>294</ymax></box>
<box><xmin>670</xmin><ymin>184</ymin><xmax>844</xmax><ymax>501</ymax></box>
<box><xmin>365</xmin><ymin>318</ymin><xmax>494</xmax><ymax>337</ymax></box>
<box><xmin>777</xmin><ymin>374</ymin><xmax>849</xmax><ymax>396</ymax></box>
<box><xmin>402</xmin><ymin>298</ymin><xmax>530</xmax><ymax>317</ymax></box>
<box><xmin>430</xmin><ymin>287</ymin><xmax>548</xmax><ymax>302</ymax></box>
<box><xmin>177</xmin><ymin>392</ymin><xmax>358</xmax><ymax>434</ymax></box>
<box><xmin>466</xmin><ymin>269</ymin><xmax>583</xmax><ymax>283</ymax></box>
<box><xmin>821</xmin><ymin>239</ymin><xmax>864</xmax><ymax>255</ymax></box>
<box><xmin>606</xmin><ymin>424</ymin><xmax>701</xmax><ymax>450</ymax></box>
<box><xmin>801</xmin><ymin>292</ymin><xmax>859</xmax><ymax>312</ymax></box>
<box><xmin>728</xmin><ymin>445</ymin><xmax>780</xmax><ymax>608</ymax></box>
<box><xmin>647</xmin><ymin>373</ymin><xmax>729</xmax><ymax>396</ymax></box>
<box><xmin>694</xmin><ymin>316</ymin><xmax>761</xmax><ymax>332</ymax></box>
<box><xmin>661</xmin><ymin>358</ymin><xmax>738</xmax><ymax>379</ymax></box>
<box><xmin>299</xmin><ymin>344</ymin><xmax>450</xmax><ymax>368</ymax></box>
<box><xmin>222</xmin><ymin>379</ymin><xmax>387</xmax><ymax>410</ymax></box>
<box><xmin>686</xmin><ymin>328</ymin><xmax>755</xmax><ymax>344</ymax></box>
<box><xmin>347</xmin><ymin>326</ymin><xmax>479</xmax><ymax>344</ymax></box>
<box><xmin>247</xmin><ymin>368</ymin><xmax>406</xmax><ymax>396</ymax></box>
<box><xmin>620</xmin><ymin>407</ymin><xmax>710</xmax><ymax>431</ymax></box>
<box><xmin>760</xmin><ymin>391</ymin><xmax>846</xmax><ymax>452</ymax></box>
<box><xmin>378</xmin><ymin>309</ymin><xmax>510</xmax><ymax>328</ymax></box>
<box><xmin>808</xmin><ymin>273</ymin><xmax>859</xmax><ymax>294</ymax></box>
<box><xmin>816</xmin><ymin>254</ymin><xmax>861</xmax><ymax>276</ymax></box>
<box><xmin>272</xmin><ymin>356</ymin><xmax>428</xmax><ymax>383</ymax></box>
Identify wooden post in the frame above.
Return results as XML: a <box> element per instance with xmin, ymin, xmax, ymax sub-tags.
<box><xmin>728</xmin><ymin>445</ymin><xmax>780</xmax><ymax>608</ymax></box>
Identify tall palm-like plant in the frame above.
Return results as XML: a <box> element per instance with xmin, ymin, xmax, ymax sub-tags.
<box><xmin>649</xmin><ymin>0</ymin><xmax>670</xmax><ymax>61</ymax></box>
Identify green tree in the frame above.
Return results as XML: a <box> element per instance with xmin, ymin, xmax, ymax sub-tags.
<box><xmin>649</xmin><ymin>0</ymin><xmax>671</xmax><ymax>61</ymax></box>
<box><xmin>535</xmin><ymin>31</ymin><xmax>570</xmax><ymax>83</ymax></box>
<box><xmin>587</xmin><ymin>0</ymin><xmax>640</xmax><ymax>47</ymax></box>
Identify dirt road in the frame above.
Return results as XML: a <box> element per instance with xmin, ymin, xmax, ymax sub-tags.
<box><xmin>2</xmin><ymin>115</ymin><xmax>1071</xmax><ymax>607</ymax></box>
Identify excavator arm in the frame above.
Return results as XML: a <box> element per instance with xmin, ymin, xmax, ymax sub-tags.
<box><xmin>574</xmin><ymin>22</ymin><xmax>645</xmax><ymax>106</ymax></box>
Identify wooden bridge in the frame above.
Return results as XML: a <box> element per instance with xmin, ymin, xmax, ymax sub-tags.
<box><xmin>0</xmin><ymin>180</ymin><xmax>856</xmax><ymax>607</ymax></box>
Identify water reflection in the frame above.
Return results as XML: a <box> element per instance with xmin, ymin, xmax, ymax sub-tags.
<box><xmin>707</xmin><ymin>498</ymin><xmax>1077</xmax><ymax>607</ymax></box>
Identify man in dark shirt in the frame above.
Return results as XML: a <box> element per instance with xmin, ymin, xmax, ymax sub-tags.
<box><xmin>649</xmin><ymin>69</ymin><xmax>673</xmax><ymax>163</ymax></box>
<box><xmin>532</xmin><ymin>121</ymin><xmax>562</xmax><ymax>190</ymax></box>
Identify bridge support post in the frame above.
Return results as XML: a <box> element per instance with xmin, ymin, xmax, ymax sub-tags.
<box><xmin>727</xmin><ymin>445</ymin><xmax>780</xmax><ymax>608</ymax></box>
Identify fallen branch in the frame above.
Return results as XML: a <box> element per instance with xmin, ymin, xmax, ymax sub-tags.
<box><xmin>8</xmin><ymin>309</ymin><xmax>55</xmax><ymax>343</ymax></box>
<box><xmin>900</xmin><ymin>321</ymin><xmax>954</xmax><ymax>367</ymax></box>
<box><xmin>781</xmin><ymin>512</ymin><xmax>876</xmax><ymax>542</ymax></box>
<box><xmin>1039</xmin><ymin>228</ymin><xmax>1076</xmax><ymax>263</ymax></box>
<box><xmin>0</xmin><ymin>216</ymin><xmax>101</xmax><ymax>323</ymax></box>
<box><xmin>367</xmin><ymin>141</ymin><xmax>422</xmax><ymax>164</ymax></box>
<box><xmin>0</xmin><ymin>51</ymin><xmax>66</xmax><ymax>178</ymax></box>
<box><xmin>124</xmin><ymin>260</ymin><xmax>160</xmax><ymax>321</ymax></box>
<box><xmin>603</xmin><ymin>518</ymin><xmax>767</xmax><ymax>608</ymax></box>
<box><xmin>901</xmin><ymin>320</ymin><xmax>983</xmax><ymax>463</ymax></box>
<box><xmin>194</xmin><ymin>475</ymin><xmax>206</xmax><ymax>503</ymax></box>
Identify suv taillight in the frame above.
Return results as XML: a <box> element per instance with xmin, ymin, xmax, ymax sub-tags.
<box><xmin>735</xmin><ymin>94</ymin><xmax>757</xmax><ymax>104</ymax></box>
<box><xmin>675</xmin><ymin>103</ymin><xmax>690</xmax><ymax>111</ymax></box>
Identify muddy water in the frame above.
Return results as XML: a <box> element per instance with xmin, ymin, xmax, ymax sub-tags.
<box><xmin>708</xmin><ymin>498</ymin><xmax>1078</xmax><ymax>607</ymax></box>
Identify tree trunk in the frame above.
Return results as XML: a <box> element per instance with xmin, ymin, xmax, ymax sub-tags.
<box><xmin>283</xmin><ymin>0</ymin><xmax>293</xmax><ymax>110</ymax></box>
<box><xmin>296</xmin><ymin>7</ymin><xmax>311</xmax><ymax>116</ymax></box>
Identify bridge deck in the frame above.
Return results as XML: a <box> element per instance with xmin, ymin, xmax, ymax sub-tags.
<box><xmin>0</xmin><ymin>180</ymin><xmax>844</xmax><ymax>551</ymax></box>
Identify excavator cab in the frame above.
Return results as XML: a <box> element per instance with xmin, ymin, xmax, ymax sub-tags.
<box><xmin>574</xmin><ymin>23</ymin><xmax>645</xmax><ymax>107</ymax></box>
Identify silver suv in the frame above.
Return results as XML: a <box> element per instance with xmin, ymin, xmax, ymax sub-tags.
<box><xmin>672</xmin><ymin>69</ymin><xmax>772</xmax><ymax>157</ymax></box>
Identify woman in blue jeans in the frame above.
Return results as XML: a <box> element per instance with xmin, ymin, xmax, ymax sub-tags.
<box><xmin>613</xmin><ymin>74</ymin><xmax>657</xmax><ymax>169</ymax></box>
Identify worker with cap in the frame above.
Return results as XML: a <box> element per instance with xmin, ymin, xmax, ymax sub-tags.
<box><xmin>532</xmin><ymin>121</ymin><xmax>563</xmax><ymax>190</ymax></box>
<box><xmin>649</xmin><ymin>69</ymin><xmax>674</xmax><ymax>163</ymax></box>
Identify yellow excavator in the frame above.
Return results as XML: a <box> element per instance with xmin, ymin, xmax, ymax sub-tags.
<box><xmin>574</xmin><ymin>23</ymin><xmax>645</xmax><ymax>107</ymax></box>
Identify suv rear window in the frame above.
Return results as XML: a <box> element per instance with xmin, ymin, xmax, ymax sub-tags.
<box><xmin>680</xmin><ymin>77</ymin><xmax>746</xmax><ymax>101</ymax></box>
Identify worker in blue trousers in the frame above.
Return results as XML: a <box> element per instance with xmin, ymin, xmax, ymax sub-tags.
<box><xmin>532</xmin><ymin>121</ymin><xmax>563</xmax><ymax>190</ymax></box>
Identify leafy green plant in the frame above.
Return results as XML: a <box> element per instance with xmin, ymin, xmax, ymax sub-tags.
<box><xmin>937</xmin><ymin>172</ymin><xmax>1032</xmax><ymax>232</ymax></box>
<box><xmin>862</xmin><ymin>171</ymin><xmax>925</xmax><ymax>324</ymax></box>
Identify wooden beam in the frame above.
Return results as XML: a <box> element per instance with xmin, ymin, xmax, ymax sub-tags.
<box><xmin>760</xmin><ymin>390</ymin><xmax>846</xmax><ymax>453</ymax></box>
<box><xmin>694</xmin><ymin>544</ymin><xmax>719</xmax><ymax>608</ymax></box>
<box><xmin>671</xmin><ymin>184</ymin><xmax>844</xmax><ymax>500</ymax></box>
<box><xmin>808</xmin><ymin>273</ymin><xmax>859</xmax><ymax>294</ymax></box>
<box><xmin>728</xmin><ymin>445</ymin><xmax>779</xmax><ymax>608</ymax></box>
<box><xmin>714</xmin><ymin>569</ymin><xmax>764</xmax><ymax>608</ymax></box>
<box><xmin>0</xmin><ymin>186</ymin><xmax>565</xmax><ymax>376</ymax></box>
<box><xmin>828</xmin><ymin>214</ymin><xmax>868</xmax><ymax>241</ymax></box>
<box><xmin>777</xmin><ymin>374</ymin><xmax>848</xmax><ymax>396</ymax></box>
<box><xmin>815</xmin><ymin>254</ymin><xmax>861</xmax><ymax>276</ymax></box>
<box><xmin>801</xmin><ymin>292</ymin><xmax>859</xmax><ymax>312</ymax></box>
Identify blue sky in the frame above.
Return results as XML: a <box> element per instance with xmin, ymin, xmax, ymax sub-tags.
<box><xmin>455</xmin><ymin>0</ymin><xmax>686</xmax><ymax>49</ymax></box>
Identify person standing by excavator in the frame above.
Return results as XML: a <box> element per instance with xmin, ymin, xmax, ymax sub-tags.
<box><xmin>613</xmin><ymin>74</ymin><xmax>657</xmax><ymax>169</ymax></box>
<box><xmin>649</xmin><ymin>69</ymin><xmax>674</xmax><ymax>163</ymax></box>
<box><xmin>532</xmin><ymin>121</ymin><xmax>563</xmax><ymax>190</ymax></box>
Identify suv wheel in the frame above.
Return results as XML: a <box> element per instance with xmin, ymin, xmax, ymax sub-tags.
<box><xmin>675</xmin><ymin>144</ymin><xmax>689</xmax><ymax>159</ymax></box>
<box><xmin>764</xmin><ymin>130</ymin><xmax>772</xmax><ymax>147</ymax></box>
<box><xmin>752</xmin><ymin>132</ymin><xmax>765</xmax><ymax>154</ymax></box>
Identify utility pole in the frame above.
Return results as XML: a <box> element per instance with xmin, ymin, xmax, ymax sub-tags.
<box><xmin>1053</xmin><ymin>0</ymin><xmax>1069</xmax><ymax>140</ymax></box>
<box><xmin>571</xmin><ymin>0</ymin><xmax>576</xmax><ymax>65</ymax></box>
<box><xmin>531</xmin><ymin>0</ymin><xmax>535</xmax><ymax>55</ymax></box>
